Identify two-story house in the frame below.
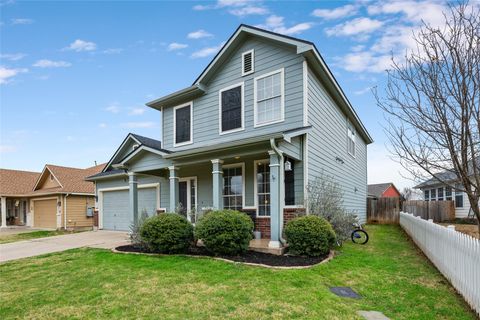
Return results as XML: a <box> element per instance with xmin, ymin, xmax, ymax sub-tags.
<box><xmin>87</xmin><ymin>25</ymin><xmax>373</xmax><ymax>249</ymax></box>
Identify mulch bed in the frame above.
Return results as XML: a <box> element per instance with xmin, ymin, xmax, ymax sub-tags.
<box><xmin>115</xmin><ymin>244</ymin><xmax>330</xmax><ymax>267</ymax></box>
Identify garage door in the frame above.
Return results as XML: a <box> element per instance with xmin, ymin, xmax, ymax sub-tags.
<box><xmin>102</xmin><ymin>187</ymin><xmax>157</xmax><ymax>231</ymax></box>
<box><xmin>34</xmin><ymin>199</ymin><xmax>57</xmax><ymax>228</ymax></box>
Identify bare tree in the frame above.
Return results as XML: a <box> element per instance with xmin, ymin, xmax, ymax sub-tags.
<box><xmin>374</xmin><ymin>2</ymin><xmax>480</xmax><ymax>232</ymax></box>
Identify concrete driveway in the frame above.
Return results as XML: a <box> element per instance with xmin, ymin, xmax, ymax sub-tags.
<box><xmin>0</xmin><ymin>230</ymin><xmax>129</xmax><ymax>263</ymax></box>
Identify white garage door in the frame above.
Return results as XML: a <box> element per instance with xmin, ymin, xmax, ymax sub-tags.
<box><xmin>102</xmin><ymin>187</ymin><xmax>157</xmax><ymax>231</ymax></box>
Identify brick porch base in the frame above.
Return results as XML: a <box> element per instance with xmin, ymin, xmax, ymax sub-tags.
<box><xmin>242</xmin><ymin>208</ymin><xmax>305</xmax><ymax>239</ymax></box>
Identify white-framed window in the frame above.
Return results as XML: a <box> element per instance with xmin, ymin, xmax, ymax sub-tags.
<box><xmin>424</xmin><ymin>189</ymin><xmax>429</xmax><ymax>201</ymax></box>
<box><xmin>242</xmin><ymin>49</ymin><xmax>254</xmax><ymax>76</ymax></box>
<box><xmin>173</xmin><ymin>102</ymin><xmax>193</xmax><ymax>147</ymax></box>
<box><xmin>455</xmin><ymin>183</ymin><xmax>464</xmax><ymax>208</ymax></box>
<box><xmin>445</xmin><ymin>186</ymin><xmax>452</xmax><ymax>200</ymax></box>
<box><xmin>219</xmin><ymin>82</ymin><xmax>244</xmax><ymax>134</ymax></box>
<box><xmin>430</xmin><ymin>188</ymin><xmax>436</xmax><ymax>201</ymax></box>
<box><xmin>223</xmin><ymin>163</ymin><xmax>245</xmax><ymax>210</ymax></box>
<box><xmin>254</xmin><ymin>68</ymin><xmax>284</xmax><ymax>127</ymax></box>
<box><xmin>254</xmin><ymin>159</ymin><xmax>270</xmax><ymax>217</ymax></box>
<box><xmin>347</xmin><ymin>120</ymin><xmax>356</xmax><ymax>157</ymax></box>
<box><xmin>437</xmin><ymin>187</ymin><xmax>444</xmax><ymax>201</ymax></box>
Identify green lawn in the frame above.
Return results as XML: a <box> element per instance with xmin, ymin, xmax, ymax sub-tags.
<box><xmin>0</xmin><ymin>230</ymin><xmax>77</xmax><ymax>244</ymax></box>
<box><xmin>0</xmin><ymin>225</ymin><xmax>475</xmax><ymax>319</ymax></box>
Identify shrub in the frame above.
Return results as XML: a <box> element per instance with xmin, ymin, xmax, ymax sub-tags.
<box><xmin>195</xmin><ymin>210</ymin><xmax>254</xmax><ymax>255</ymax></box>
<box><xmin>285</xmin><ymin>215</ymin><xmax>336</xmax><ymax>256</ymax></box>
<box><xmin>129</xmin><ymin>209</ymin><xmax>149</xmax><ymax>249</ymax></box>
<box><xmin>140</xmin><ymin>213</ymin><xmax>194</xmax><ymax>253</ymax></box>
<box><xmin>307</xmin><ymin>174</ymin><xmax>359</xmax><ymax>245</ymax></box>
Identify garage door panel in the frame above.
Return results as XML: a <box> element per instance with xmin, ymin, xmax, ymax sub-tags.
<box><xmin>34</xmin><ymin>199</ymin><xmax>57</xmax><ymax>228</ymax></box>
<box><xmin>102</xmin><ymin>187</ymin><xmax>157</xmax><ymax>231</ymax></box>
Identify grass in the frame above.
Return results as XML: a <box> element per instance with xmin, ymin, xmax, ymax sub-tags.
<box><xmin>0</xmin><ymin>225</ymin><xmax>476</xmax><ymax>319</ymax></box>
<box><xmin>0</xmin><ymin>230</ymin><xmax>79</xmax><ymax>244</ymax></box>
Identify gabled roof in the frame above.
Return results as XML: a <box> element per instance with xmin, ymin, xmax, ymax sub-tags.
<box><xmin>146</xmin><ymin>24</ymin><xmax>373</xmax><ymax>144</ymax></box>
<box><xmin>368</xmin><ymin>183</ymin><xmax>399</xmax><ymax>198</ymax></box>
<box><xmin>30</xmin><ymin>163</ymin><xmax>105</xmax><ymax>195</ymax></box>
<box><xmin>0</xmin><ymin>169</ymin><xmax>40</xmax><ymax>196</ymax></box>
<box><xmin>414</xmin><ymin>158</ymin><xmax>480</xmax><ymax>189</ymax></box>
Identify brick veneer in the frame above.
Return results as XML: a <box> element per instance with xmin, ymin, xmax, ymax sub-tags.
<box><xmin>242</xmin><ymin>208</ymin><xmax>306</xmax><ymax>239</ymax></box>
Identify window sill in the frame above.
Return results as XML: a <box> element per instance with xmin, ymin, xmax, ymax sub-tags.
<box><xmin>219</xmin><ymin>127</ymin><xmax>245</xmax><ymax>135</ymax></box>
<box><xmin>254</xmin><ymin>118</ymin><xmax>285</xmax><ymax>128</ymax></box>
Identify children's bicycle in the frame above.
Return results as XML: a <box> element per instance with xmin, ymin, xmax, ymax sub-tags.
<box><xmin>351</xmin><ymin>223</ymin><xmax>369</xmax><ymax>244</ymax></box>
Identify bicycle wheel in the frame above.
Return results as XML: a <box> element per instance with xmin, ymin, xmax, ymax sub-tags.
<box><xmin>351</xmin><ymin>229</ymin><xmax>369</xmax><ymax>244</ymax></box>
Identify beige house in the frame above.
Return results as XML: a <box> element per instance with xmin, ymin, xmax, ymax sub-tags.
<box><xmin>0</xmin><ymin>163</ymin><xmax>104</xmax><ymax>229</ymax></box>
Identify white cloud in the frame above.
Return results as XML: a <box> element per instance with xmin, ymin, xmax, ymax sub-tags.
<box><xmin>0</xmin><ymin>53</ymin><xmax>26</xmax><ymax>61</ymax></box>
<box><xmin>33</xmin><ymin>59</ymin><xmax>72</xmax><ymax>68</ymax></box>
<box><xmin>103</xmin><ymin>48</ymin><xmax>123</xmax><ymax>54</ymax></box>
<box><xmin>191</xmin><ymin>43</ymin><xmax>224</xmax><ymax>58</ymax></box>
<box><xmin>367</xmin><ymin>1</ymin><xmax>446</xmax><ymax>26</ymax></box>
<box><xmin>193</xmin><ymin>4</ymin><xmax>210</xmax><ymax>10</ymax></box>
<box><xmin>312</xmin><ymin>4</ymin><xmax>358</xmax><ymax>20</ymax></box>
<box><xmin>64</xmin><ymin>39</ymin><xmax>97</xmax><ymax>52</ymax></box>
<box><xmin>193</xmin><ymin>0</ymin><xmax>268</xmax><ymax>16</ymax></box>
<box><xmin>354</xmin><ymin>86</ymin><xmax>374</xmax><ymax>95</ymax></box>
<box><xmin>105</xmin><ymin>104</ymin><xmax>120</xmax><ymax>114</ymax></box>
<box><xmin>229</xmin><ymin>6</ymin><xmax>269</xmax><ymax>16</ymax></box>
<box><xmin>11</xmin><ymin>18</ymin><xmax>33</xmax><ymax>25</ymax></box>
<box><xmin>326</xmin><ymin>17</ymin><xmax>383</xmax><ymax>37</ymax></box>
<box><xmin>0</xmin><ymin>66</ymin><xmax>28</xmax><ymax>84</ymax></box>
<box><xmin>129</xmin><ymin>107</ymin><xmax>146</xmax><ymax>115</ymax></box>
<box><xmin>187</xmin><ymin>29</ymin><xmax>213</xmax><ymax>39</ymax></box>
<box><xmin>98</xmin><ymin>123</ymin><xmax>107</xmax><ymax>128</ymax></box>
<box><xmin>257</xmin><ymin>15</ymin><xmax>313</xmax><ymax>36</ymax></box>
<box><xmin>0</xmin><ymin>145</ymin><xmax>17</xmax><ymax>153</ymax></box>
<box><xmin>340</xmin><ymin>51</ymin><xmax>393</xmax><ymax>73</ymax></box>
<box><xmin>167</xmin><ymin>42</ymin><xmax>188</xmax><ymax>51</ymax></box>
<box><xmin>122</xmin><ymin>121</ymin><xmax>156</xmax><ymax>128</ymax></box>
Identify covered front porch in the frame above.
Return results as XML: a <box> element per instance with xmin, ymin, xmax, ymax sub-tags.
<box><xmin>0</xmin><ymin>196</ymin><xmax>29</xmax><ymax>228</ymax></box>
<box><xmin>121</xmin><ymin>134</ymin><xmax>306</xmax><ymax>248</ymax></box>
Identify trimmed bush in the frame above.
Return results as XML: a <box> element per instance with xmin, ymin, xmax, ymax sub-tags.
<box><xmin>195</xmin><ymin>210</ymin><xmax>254</xmax><ymax>255</ymax></box>
<box><xmin>285</xmin><ymin>215</ymin><xmax>336</xmax><ymax>256</ymax></box>
<box><xmin>140</xmin><ymin>213</ymin><xmax>194</xmax><ymax>253</ymax></box>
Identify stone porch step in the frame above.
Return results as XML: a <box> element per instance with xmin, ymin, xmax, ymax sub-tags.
<box><xmin>249</xmin><ymin>239</ymin><xmax>285</xmax><ymax>255</ymax></box>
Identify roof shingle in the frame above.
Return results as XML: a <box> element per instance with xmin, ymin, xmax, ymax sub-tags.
<box><xmin>0</xmin><ymin>169</ymin><xmax>40</xmax><ymax>196</ymax></box>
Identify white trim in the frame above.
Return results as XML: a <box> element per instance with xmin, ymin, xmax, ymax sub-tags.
<box><xmin>30</xmin><ymin>197</ymin><xmax>59</xmax><ymax>228</ymax></box>
<box><xmin>218</xmin><ymin>82</ymin><xmax>245</xmax><ymax>135</ymax></box>
<box><xmin>32</xmin><ymin>166</ymin><xmax>64</xmax><ymax>191</ymax></box>
<box><xmin>103</xmin><ymin>134</ymin><xmax>141</xmax><ymax>172</ymax></box>
<box><xmin>241</xmin><ymin>49</ymin><xmax>254</xmax><ymax>76</ymax></box>
<box><xmin>253</xmin><ymin>68</ymin><xmax>285</xmax><ymax>128</ymax></box>
<box><xmin>303</xmin><ymin>60</ymin><xmax>308</xmax><ymax>127</ymax></box>
<box><xmin>254</xmin><ymin>159</ymin><xmax>270</xmax><ymax>218</ymax></box>
<box><xmin>97</xmin><ymin>183</ymin><xmax>160</xmax><ymax>230</ymax></box>
<box><xmin>120</xmin><ymin>145</ymin><xmax>168</xmax><ymax>165</ymax></box>
<box><xmin>178</xmin><ymin>176</ymin><xmax>198</xmax><ymax>222</ymax></box>
<box><xmin>222</xmin><ymin>162</ymin><xmax>246</xmax><ymax>209</ymax></box>
<box><xmin>304</xmin><ymin>133</ymin><xmax>309</xmax><ymax>213</ymax></box>
<box><xmin>173</xmin><ymin>101</ymin><xmax>193</xmax><ymax>147</ymax></box>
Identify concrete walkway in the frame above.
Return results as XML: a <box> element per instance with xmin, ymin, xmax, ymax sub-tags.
<box><xmin>0</xmin><ymin>230</ymin><xmax>129</xmax><ymax>263</ymax></box>
<box><xmin>0</xmin><ymin>226</ymin><xmax>53</xmax><ymax>236</ymax></box>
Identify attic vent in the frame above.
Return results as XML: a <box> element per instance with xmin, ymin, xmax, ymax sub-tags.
<box><xmin>132</xmin><ymin>144</ymin><xmax>140</xmax><ymax>150</ymax></box>
<box><xmin>242</xmin><ymin>49</ymin><xmax>254</xmax><ymax>76</ymax></box>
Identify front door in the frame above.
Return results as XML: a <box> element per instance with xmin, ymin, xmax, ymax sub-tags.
<box><xmin>178</xmin><ymin>177</ymin><xmax>197</xmax><ymax>222</ymax></box>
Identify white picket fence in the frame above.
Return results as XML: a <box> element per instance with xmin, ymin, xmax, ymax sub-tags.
<box><xmin>399</xmin><ymin>212</ymin><xmax>480</xmax><ymax>316</ymax></box>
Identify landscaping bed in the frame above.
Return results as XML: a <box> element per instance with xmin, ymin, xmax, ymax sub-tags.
<box><xmin>115</xmin><ymin>244</ymin><xmax>330</xmax><ymax>267</ymax></box>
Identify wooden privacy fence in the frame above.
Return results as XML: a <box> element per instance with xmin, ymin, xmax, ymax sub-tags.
<box><xmin>403</xmin><ymin>200</ymin><xmax>455</xmax><ymax>222</ymax></box>
<box><xmin>367</xmin><ymin>197</ymin><xmax>401</xmax><ymax>224</ymax></box>
<box><xmin>400</xmin><ymin>212</ymin><xmax>480</xmax><ymax>316</ymax></box>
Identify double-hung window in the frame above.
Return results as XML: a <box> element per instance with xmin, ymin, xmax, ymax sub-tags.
<box><xmin>430</xmin><ymin>188</ymin><xmax>436</xmax><ymax>201</ymax></box>
<box><xmin>424</xmin><ymin>189</ymin><xmax>429</xmax><ymax>201</ymax></box>
<box><xmin>174</xmin><ymin>103</ymin><xmax>192</xmax><ymax>146</ymax></box>
<box><xmin>219</xmin><ymin>83</ymin><xmax>243</xmax><ymax>133</ymax></box>
<box><xmin>445</xmin><ymin>186</ymin><xmax>452</xmax><ymax>200</ymax></box>
<box><xmin>223</xmin><ymin>165</ymin><xmax>243</xmax><ymax>210</ymax></box>
<box><xmin>455</xmin><ymin>184</ymin><xmax>464</xmax><ymax>208</ymax></box>
<box><xmin>347</xmin><ymin>121</ymin><xmax>356</xmax><ymax>157</ymax></box>
<box><xmin>437</xmin><ymin>187</ymin><xmax>444</xmax><ymax>201</ymax></box>
<box><xmin>254</xmin><ymin>69</ymin><xmax>284</xmax><ymax>126</ymax></box>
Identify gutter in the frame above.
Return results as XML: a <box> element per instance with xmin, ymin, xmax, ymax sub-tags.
<box><xmin>64</xmin><ymin>193</ymin><xmax>71</xmax><ymax>230</ymax></box>
<box><xmin>270</xmin><ymin>138</ymin><xmax>287</xmax><ymax>246</ymax></box>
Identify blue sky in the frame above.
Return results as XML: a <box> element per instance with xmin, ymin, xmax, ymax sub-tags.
<box><xmin>0</xmin><ymin>0</ymin><xmax>452</xmax><ymax>188</ymax></box>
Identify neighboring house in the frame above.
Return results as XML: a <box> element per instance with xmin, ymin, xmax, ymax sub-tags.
<box><xmin>415</xmin><ymin>164</ymin><xmax>479</xmax><ymax>218</ymax></box>
<box><xmin>87</xmin><ymin>25</ymin><xmax>373</xmax><ymax>248</ymax></box>
<box><xmin>368</xmin><ymin>183</ymin><xmax>401</xmax><ymax>199</ymax></box>
<box><xmin>0</xmin><ymin>164</ymin><xmax>104</xmax><ymax>229</ymax></box>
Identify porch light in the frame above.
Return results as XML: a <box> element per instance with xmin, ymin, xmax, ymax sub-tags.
<box><xmin>284</xmin><ymin>159</ymin><xmax>292</xmax><ymax>172</ymax></box>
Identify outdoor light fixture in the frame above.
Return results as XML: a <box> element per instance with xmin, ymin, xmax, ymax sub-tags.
<box><xmin>284</xmin><ymin>158</ymin><xmax>292</xmax><ymax>172</ymax></box>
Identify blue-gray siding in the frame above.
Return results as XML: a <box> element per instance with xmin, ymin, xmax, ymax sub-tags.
<box><xmin>162</xmin><ymin>37</ymin><xmax>305</xmax><ymax>150</ymax></box>
<box><xmin>307</xmin><ymin>66</ymin><xmax>368</xmax><ymax>222</ymax></box>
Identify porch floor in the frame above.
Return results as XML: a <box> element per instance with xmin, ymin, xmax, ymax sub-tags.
<box><xmin>249</xmin><ymin>239</ymin><xmax>285</xmax><ymax>256</ymax></box>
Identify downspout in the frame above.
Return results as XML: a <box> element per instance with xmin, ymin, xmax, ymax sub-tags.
<box><xmin>270</xmin><ymin>138</ymin><xmax>286</xmax><ymax>246</ymax></box>
<box><xmin>64</xmin><ymin>193</ymin><xmax>71</xmax><ymax>230</ymax></box>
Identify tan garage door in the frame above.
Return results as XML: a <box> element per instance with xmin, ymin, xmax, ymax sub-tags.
<box><xmin>34</xmin><ymin>199</ymin><xmax>57</xmax><ymax>228</ymax></box>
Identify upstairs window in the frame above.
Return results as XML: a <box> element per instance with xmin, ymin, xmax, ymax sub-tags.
<box><xmin>220</xmin><ymin>83</ymin><xmax>243</xmax><ymax>133</ymax></box>
<box><xmin>254</xmin><ymin>69</ymin><xmax>284</xmax><ymax>127</ymax></box>
<box><xmin>174</xmin><ymin>103</ymin><xmax>192</xmax><ymax>146</ymax></box>
<box><xmin>242</xmin><ymin>49</ymin><xmax>254</xmax><ymax>76</ymax></box>
<box><xmin>347</xmin><ymin>121</ymin><xmax>356</xmax><ymax>157</ymax></box>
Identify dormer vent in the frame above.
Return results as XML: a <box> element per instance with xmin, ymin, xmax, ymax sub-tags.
<box><xmin>242</xmin><ymin>49</ymin><xmax>254</xmax><ymax>76</ymax></box>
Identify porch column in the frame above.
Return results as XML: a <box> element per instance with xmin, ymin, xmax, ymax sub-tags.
<box><xmin>211</xmin><ymin>159</ymin><xmax>224</xmax><ymax>210</ymax></box>
<box><xmin>268</xmin><ymin>150</ymin><xmax>281</xmax><ymax>248</ymax></box>
<box><xmin>0</xmin><ymin>197</ymin><xmax>6</xmax><ymax>228</ymax></box>
<box><xmin>128</xmin><ymin>172</ymin><xmax>138</xmax><ymax>224</ymax></box>
<box><xmin>169</xmin><ymin>166</ymin><xmax>179</xmax><ymax>212</ymax></box>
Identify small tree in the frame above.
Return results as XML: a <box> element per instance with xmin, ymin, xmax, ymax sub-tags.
<box><xmin>374</xmin><ymin>2</ymin><xmax>480</xmax><ymax>232</ymax></box>
<box><xmin>129</xmin><ymin>209</ymin><xmax>149</xmax><ymax>248</ymax></box>
<box><xmin>306</xmin><ymin>174</ymin><xmax>358</xmax><ymax>245</ymax></box>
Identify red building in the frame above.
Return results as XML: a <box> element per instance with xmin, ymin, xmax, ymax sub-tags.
<box><xmin>368</xmin><ymin>183</ymin><xmax>401</xmax><ymax>199</ymax></box>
